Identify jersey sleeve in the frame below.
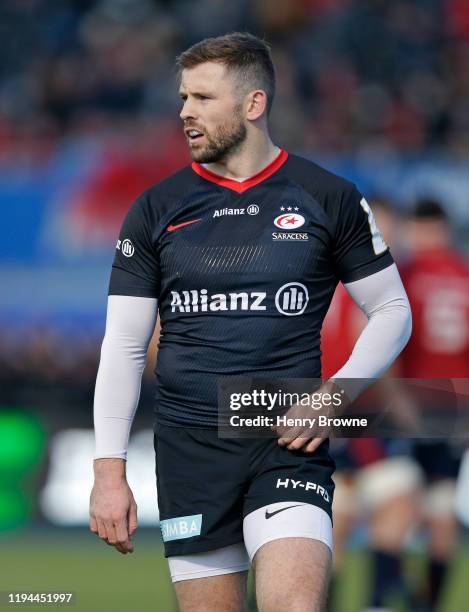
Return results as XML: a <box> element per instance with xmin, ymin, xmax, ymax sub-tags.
<box><xmin>108</xmin><ymin>195</ymin><xmax>160</xmax><ymax>298</ymax></box>
<box><xmin>332</xmin><ymin>186</ymin><xmax>394</xmax><ymax>283</ymax></box>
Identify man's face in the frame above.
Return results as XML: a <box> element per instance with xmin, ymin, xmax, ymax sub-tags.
<box><xmin>179</xmin><ymin>62</ymin><xmax>247</xmax><ymax>163</ymax></box>
<box><xmin>406</xmin><ymin>218</ymin><xmax>450</xmax><ymax>253</ymax></box>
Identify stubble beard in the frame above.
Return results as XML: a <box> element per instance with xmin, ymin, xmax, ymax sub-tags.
<box><xmin>189</xmin><ymin>110</ymin><xmax>247</xmax><ymax>164</ymax></box>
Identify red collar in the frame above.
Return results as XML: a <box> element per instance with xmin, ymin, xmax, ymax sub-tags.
<box><xmin>191</xmin><ymin>149</ymin><xmax>288</xmax><ymax>193</ymax></box>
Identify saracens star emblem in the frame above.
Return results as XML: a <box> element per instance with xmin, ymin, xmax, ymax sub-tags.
<box><xmin>273</xmin><ymin>213</ymin><xmax>305</xmax><ymax>230</ymax></box>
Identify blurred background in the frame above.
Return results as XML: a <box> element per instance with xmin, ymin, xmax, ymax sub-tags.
<box><xmin>1</xmin><ymin>0</ymin><xmax>469</xmax><ymax>610</ymax></box>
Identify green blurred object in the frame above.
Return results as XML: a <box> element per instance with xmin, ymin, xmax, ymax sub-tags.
<box><xmin>0</xmin><ymin>410</ymin><xmax>45</xmax><ymax>474</ymax></box>
<box><xmin>0</xmin><ymin>410</ymin><xmax>45</xmax><ymax>530</ymax></box>
<box><xmin>0</xmin><ymin>488</ymin><xmax>30</xmax><ymax>530</ymax></box>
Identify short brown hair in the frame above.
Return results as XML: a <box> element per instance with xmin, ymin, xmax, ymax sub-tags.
<box><xmin>175</xmin><ymin>32</ymin><xmax>276</xmax><ymax>114</ymax></box>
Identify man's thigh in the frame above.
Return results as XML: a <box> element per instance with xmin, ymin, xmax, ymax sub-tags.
<box><xmin>253</xmin><ymin>538</ymin><xmax>331</xmax><ymax>612</ymax></box>
<box><xmin>240</xmin><ymin>439</ymin><xmax>334</xmax><ymax>610</ymax></box>
<box><xmin>174</xmin><ymin>571</ymin><xmax>248</xmax><ymax>612</ymax></box>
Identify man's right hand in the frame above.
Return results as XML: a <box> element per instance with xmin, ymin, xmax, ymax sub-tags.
<box><xmin>89</xmin><ymin>458</ymin><xmax>138</xmax><ymax>555</ymax></box>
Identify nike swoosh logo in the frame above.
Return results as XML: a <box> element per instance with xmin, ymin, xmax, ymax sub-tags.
<box><xmin>167</xmin><ymin>219</ymin><xmax>202</xmax><ymax>232</ymax></box>
<box><xmin>265</xmin><ymin>504</ymin><xmax>304</xmax><ymax>519</ymax></box>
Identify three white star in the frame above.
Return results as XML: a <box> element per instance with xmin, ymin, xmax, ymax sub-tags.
<box><xmin>280</xmin><ymin>205</ymin><xmax>300</xmax><ymax>212</ymax></box>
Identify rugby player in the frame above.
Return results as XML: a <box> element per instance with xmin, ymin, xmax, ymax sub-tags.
<box><xmin>90</xmin><ymin>33</ymin><xmax>412</xmax><ymax>611</ymax></box>
<box><xmin>322</xmin><ymin>200</ymin><xmax>422</xmax><ymax>611</ymax></box>
<box><xmin>400</xmin><ymin>200</ymin><xmax>469</xmax><ymax>610</ymax></box>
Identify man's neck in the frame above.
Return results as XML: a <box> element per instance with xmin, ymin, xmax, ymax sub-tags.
<box><xmin>202</xmin><ymin>138</ymin><xmax>280</xmax><ymax>181</ymax></box>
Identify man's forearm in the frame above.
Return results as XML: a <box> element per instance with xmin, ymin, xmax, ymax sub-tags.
<box><xmin>331</xmin><ymin>264</ymin><xmax>412</xmax><ymax>401</ymax></box>
<box><xmin>93</xmin><ymin>295</ymin><xmax>158</xmax><ymax>460</ymax></box>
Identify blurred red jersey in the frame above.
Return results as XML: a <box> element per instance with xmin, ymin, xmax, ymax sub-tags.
<box><xmin>400</xmin><ymin>248</ymin><xmax>469</xmax><ymax>377</ymax></box>
<box><xmin>322</xmin><ymin>284</ymin><xmax>387</xmax><ymax>467</ymax></box>
<box><xmin>321</xmin><ymin>283</ymin><xmax>366</xmax><ymax>379</ymax></box>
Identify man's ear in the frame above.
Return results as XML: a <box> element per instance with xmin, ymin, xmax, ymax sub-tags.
<box><xmin>245</xmin><ymin>90</ymin><xmax>268</xmax><ymax>121</ymax></box>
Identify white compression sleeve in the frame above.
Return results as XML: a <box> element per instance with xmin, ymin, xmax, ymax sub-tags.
<box><xmin>331</xmin><ymin>264</ymin><xmax>412</xmax><ymax>400</ymax></box>
<box><xmin>94</xmin><ymin>295</ymin><xmax>158</xmax><ymax>460</ymax></box>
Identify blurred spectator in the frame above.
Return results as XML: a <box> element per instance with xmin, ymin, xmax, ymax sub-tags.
<box><xmin>446</xmin><ymin>0</ymin><xmax>469</xmax><ymax>40</ymax></box>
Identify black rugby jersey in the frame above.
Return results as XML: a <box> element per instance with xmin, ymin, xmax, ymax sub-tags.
<box><xmin>109</xmin><ymin>149</ymin><xmax>393</xmax><ymax>425</ymax></box>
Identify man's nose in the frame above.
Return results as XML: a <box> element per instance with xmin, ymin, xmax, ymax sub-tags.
<box><xmin>180</xmin><ymin>99</ymin><xmax>196</xmax><ymax>121</ymax></box>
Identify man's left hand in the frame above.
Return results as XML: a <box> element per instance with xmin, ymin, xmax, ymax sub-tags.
<box><xmin>274</xmin><ymin>381</ymin><xmax>350</xmax><ymax>453</ymax></box>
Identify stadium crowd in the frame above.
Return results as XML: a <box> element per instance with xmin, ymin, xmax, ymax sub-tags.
<box><xmin>1</xmin><ymin>0</ymin><xmax>469</xmax><ymax>164</ymax></box>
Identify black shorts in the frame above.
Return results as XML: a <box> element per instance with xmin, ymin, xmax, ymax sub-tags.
<box><xmin>412</xmin><ymin>441</ymin><xmax>462</xmax><ymax>480</ymax></box>
<box><xmin>154</xmin><ymin>423</ymin><xmax>335</xmax><ymax>557</ymax></box>
<box><xmin>331</xmin><ymin>438</ymin><xmax>414</xmax><ymax>472</ymax></box>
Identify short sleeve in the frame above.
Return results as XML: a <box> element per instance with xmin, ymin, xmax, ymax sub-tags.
<box><xmin>108</xmin><ymin>196</ymin><xmax>160</xmax><ymax>298</ymax></box>
<box><xmin>333</xmin><ymin>186</ymin><xmax>394</xmax><ymax>283</ymax></box>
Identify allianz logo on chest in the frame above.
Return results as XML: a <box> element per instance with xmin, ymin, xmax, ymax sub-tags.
<box><xmin>170</xmin><ymin>282</ymin><xmax>309</xmax><ymax>316</ymax></box>
<box><xmin>213</xmin><ymin>204</ymin><xmax>259</xmax><ymax>217</ymax></box>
